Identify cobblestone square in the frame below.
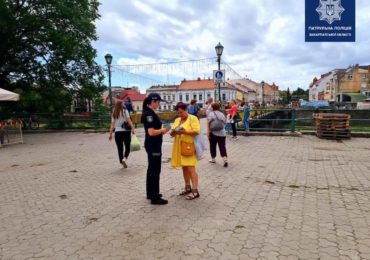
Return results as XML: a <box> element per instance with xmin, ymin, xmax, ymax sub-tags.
<box><xmin>1</xmin><ymin>130</ymin><xmax>370</xmax><ymax>260</ymax></box>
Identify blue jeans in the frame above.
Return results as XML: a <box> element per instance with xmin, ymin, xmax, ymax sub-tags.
<box><xmin>244</xmin><ymin>120</ymin><xmax>249</xmax><ymax>130</ymax></box>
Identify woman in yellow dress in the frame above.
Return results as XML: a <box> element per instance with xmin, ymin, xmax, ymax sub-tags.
<box><xmin>170</xmin><ymin>102</ymin><xmax>200</xmax><ymax>200</ymax></box>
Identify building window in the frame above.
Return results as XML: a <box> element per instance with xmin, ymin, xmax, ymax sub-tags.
<box><xmin>222</xmin><ymin>93</ymin><xmax>226</xmax><ymax>101</ymax></box>
<box><xmin>159</xmin><ymin>106</ymin><xmax>162</xmax><ymax>110</ymax></box>
<box><xmin>193</xmin><ymin>94</ymin><xmax>197</xmax><ymax>100</ymax></box>
<box><xmin>172</xmin><ymin>95</ymin><xmax>175</xmax><ymax>101</ymax></box>
<box><xmin>199</xmin><ymin>94</ymin><xmax>203</xmax><ymax>101</ymax></box>
<box><xmin>186</xmin><ymin>94</ymin><xmax>189</xmax><ymax>102</ymax></box>
<box><xmin>163</xmin><ymin>95</ymin><xmax>166</xmax><ymax>100</ymax></box>
<box><xmin>362</xmin><ymin>74</ymin><xmax>368</xmax><ymax>79</ymax></box>
<box><xmin>347</xmin><ymin>74</ymin><xmax>353</xmax><ymax>80</ymax></box>
<box><xmin>179</xmin><ymin>94</ymin><xmax>183</xmax><ymax>101</ymax></box>
<box><xmin>207</xmin><ymin>93</ymin><xmax>211</xmax><ymax>98</ymax></box>
<box><xmin>168</xmin><ymin>95</ymin><xmax>171</xmax><ymax>100</ymax></box>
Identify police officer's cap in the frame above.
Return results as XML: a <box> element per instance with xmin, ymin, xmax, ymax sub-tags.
<box><xmin>147</xmin><ymin>93</ymin><xmax>162</xmax><ymax>102</ymax></box>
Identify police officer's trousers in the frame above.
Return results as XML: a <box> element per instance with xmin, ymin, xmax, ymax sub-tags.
<box><xmin>145</xmin><ymin>148</ymin><xmax>162</xmax><ymax>200</ymax></box>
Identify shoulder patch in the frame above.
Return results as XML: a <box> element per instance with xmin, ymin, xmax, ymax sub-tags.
<box><xmin>146</xmin><ymin>116</ymin><xmax>153</xmax><ymax>123</ymax></box>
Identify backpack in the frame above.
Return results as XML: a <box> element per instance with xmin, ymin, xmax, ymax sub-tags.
<box><xmin>209</xmin><ymin>112</ymin><xmax>224</xmax><ymax>131</ymax></box>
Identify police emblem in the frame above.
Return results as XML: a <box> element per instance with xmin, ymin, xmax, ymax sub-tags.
<box><xmin>316</xmin><ymin>0</ymin><xmax>345</xmax><ymax>25</ymax></box>
<box><xmin>146</xmin><ymin>116</ymin><xmax>153</xmax><ymax>123</ymax></box>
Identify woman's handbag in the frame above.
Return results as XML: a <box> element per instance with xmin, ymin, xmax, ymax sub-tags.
<box><xmin>181</xmin><ymin>141</ymin><xmax>195</xmax><ymax>156</ymax></box>
<box><xmin>122</xmin><ymin>121</ymin><xmax>131</xmax><ymax>130</ymax></box>
<box><xmin>121</xmin><ymin>109</ymin><xmax>132</xmax><ymax>130</ymax></box>
<box><xmin>209</xmin><ymin>112</ymin><xmax>224</xmax><ymax>131</ymax></box>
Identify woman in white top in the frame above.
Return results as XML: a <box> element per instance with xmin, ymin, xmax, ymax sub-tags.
<box><xmin>109</xmin><ymin>100</ymin><xmax>135</xmax><ymax>168</ymax></box>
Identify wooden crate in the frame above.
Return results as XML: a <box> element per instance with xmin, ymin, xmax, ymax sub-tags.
<box><xmin>313</xmin><ymin>113</ymin><xmax>351</xmax><ymax>139</ymax></box>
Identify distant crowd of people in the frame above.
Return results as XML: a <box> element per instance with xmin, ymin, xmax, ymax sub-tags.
<box><xmin>108</xmin><ymin>94</ymin><xmax>252</xmax><ymax>205</ymax></box>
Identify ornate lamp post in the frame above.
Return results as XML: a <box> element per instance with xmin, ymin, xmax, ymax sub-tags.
<box><xmin>104</xmin><ymin>53</ymin><xmax>113</xmax><ymax>113</ymax></box>
<box><xmin>215</xmin><ymin>42</ymin><xmax>224</xmax><ymax>104</ymax></box>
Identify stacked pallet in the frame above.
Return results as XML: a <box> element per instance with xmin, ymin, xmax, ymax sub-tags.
<box><xmin>313</xmin><ymin>113</ymin><xmax>351</xmax><ymax>139</ymax></box>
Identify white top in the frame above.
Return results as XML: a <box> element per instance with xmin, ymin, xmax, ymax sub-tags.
<box><xmin>207</xmin><ymin>111</ymin><xmax>226</xmax><ymax>137</ymax></box>
<box><xmin>206</xmin><ymin>104</ymin><xmax>213</xmax><ymax>117</ymax></box>
<box><xmin>111</xmin><ymin>110</ymin><xmax>130</xmax><ymax>132</ymax></box>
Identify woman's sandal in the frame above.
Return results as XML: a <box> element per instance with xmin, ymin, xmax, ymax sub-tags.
<box><xmin>186</xmin><ymin>189</ymin><xmax>200</xmax><ymax>200</ymax></box>
<box><xmin>179</xmin><ymin>185</ymin><xmax>192</xmax><ymax>196</ymax></box>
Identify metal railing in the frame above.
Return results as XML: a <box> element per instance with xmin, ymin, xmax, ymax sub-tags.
<box><xmin>1</xmin><ymin>108</ymin><xmax>369</xmax><ymax>133</ymax></box>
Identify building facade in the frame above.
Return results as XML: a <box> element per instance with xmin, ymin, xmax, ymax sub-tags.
<box><xmin>147</xmin><ymin>78</ymin><xmax>238</xmax><ymax>111</ymax></box>
<box><xmin>309</xmin><ymin>65</ymin><xmax>370</xmax><ymax>104</ymax></box>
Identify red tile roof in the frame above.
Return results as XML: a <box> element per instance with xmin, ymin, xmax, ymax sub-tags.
<box><xmin>120</xmin><ymin>89</ymin><xmax>146</xmax><ymax>101</ymax></box>
<box><xmin>179</xmin><ymin>79</ymin><xmax>216</xmax><ymax>90</ymax></box>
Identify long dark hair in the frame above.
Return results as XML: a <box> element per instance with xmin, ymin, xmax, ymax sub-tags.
<box><xmin>112</xmin><ymin>100</ymin><xmax>126</xmax><ymax>119</ymax></box>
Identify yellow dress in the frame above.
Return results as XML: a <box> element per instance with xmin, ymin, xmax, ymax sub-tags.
<box><xmin>171</xmin><ymin>115</ymin><xmax>200</xmax><ymax>167</ymax></box>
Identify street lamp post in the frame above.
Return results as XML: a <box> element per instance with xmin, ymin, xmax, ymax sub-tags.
<box><xmin>261</xmin><ymin>81</ymin><xmax>265</xmax><ymax>107</ymax></box>
<box><xmin>215</xmin><ymin>42</ymin><xmax>224</xmax><ymax>104</ymax></box>
<box><xmin>104</xmin><ymin>53</ymin><xmax>113</xmax><ymax>114</ymax></box>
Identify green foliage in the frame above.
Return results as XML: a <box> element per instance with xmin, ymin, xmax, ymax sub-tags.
<box><xmin>0</xmin><ymin>0</ymin><xmax>104</xmax><ymax>115</ymax></box>
<box><xmin>291</xmin><ymin>87</ymin><xmax>309</xmax><ymax>101</ymax></box>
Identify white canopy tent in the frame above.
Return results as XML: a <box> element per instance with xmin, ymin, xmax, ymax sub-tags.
<box><xmin>0</xmin><ymin>88</ymin><xmax>20</xmax><ymax>101</ymax></box>
<box><xmin>0</xmin><ymin>88</ymin><xmax>22</xmax><ymax>147</ymax></box>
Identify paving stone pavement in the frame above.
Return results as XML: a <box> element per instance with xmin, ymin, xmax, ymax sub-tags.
<box><xmin>1</xmin><ymin>129</ymin><xmax>370</xmax><ymax>260</ymax></box>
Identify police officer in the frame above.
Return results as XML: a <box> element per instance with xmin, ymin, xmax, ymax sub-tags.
<box><xmin>141</xmin><ymin>93</ymin><xmax>169</xmax><ymax>205</ymax></box>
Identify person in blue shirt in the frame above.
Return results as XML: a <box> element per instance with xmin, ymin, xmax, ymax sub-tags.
<box><xmin>124</xmin><ymin>97</ymin><xmax>135</xmax><ymax>115</ymax></box>
<box><xmin>187</xmin><ymin>99</ymin><xmax>199</xmax><ymax>118</ymax></box>
<box><xmin>242</xmin><ymin>102</ymin><xmax>251</xmax><ymax>131</ymax></box>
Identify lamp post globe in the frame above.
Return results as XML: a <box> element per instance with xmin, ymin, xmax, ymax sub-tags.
<box><xmin>104</xmin><ymin>53</ymin><xmax>112</xmax><ymax>65</ymax></box>
<box><xmin>105</xmin><ymin>53</ymin><xmax>113</xmax><ymax>113</ymax></box>
<box><xmin>215</xmin><ymin>42</ymin><xmax>224</xmax><ymax>57</ymax></box>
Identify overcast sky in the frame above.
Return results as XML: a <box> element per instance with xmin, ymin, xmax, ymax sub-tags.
<box><xmin>93</xmin><ymin>0</ymin><xmax>370</xmax><ymax>91</ymax></box>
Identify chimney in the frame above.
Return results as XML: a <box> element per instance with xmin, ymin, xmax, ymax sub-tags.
<box><xmin>197</xmin><ymin>77</ymin><xmax>201</xmax><ymax>81</ymax></box>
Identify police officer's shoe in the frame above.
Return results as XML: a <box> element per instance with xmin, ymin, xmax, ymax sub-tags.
<box><xmin>147</xmin><ymin>194</ymin><xmax>162</xmax><ymax>200</ymax></box>
<box><xmin>151</xmin><ymin>198</ymin><xmax>168</xmax><ymax>205</ymax></box>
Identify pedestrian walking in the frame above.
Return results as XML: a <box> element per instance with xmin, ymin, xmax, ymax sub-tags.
<box><xmin>124</xmin><ymin>97</ymin><xmax>135</xmax><ymax>115</ymax></box>
<box><xmin>141</xmin><ymin>93</ymin><xmax>170</xmax><ymax>205</ymax></box>
<box><xmin>229</xmin><ymin>99</ymin><xmax>238</xmax><ymax>140</ymax></box>
<box><xmin>242</xmin><ymin>102</ymin><xmax>251</xmax><ymax>131</ymax></box>
<box><xmin>109</xmin><ymin>100</ymin><xmax>136</xmax><ymax>168</ymax></box>
<box><xmin>207</xmin><ymin>102</ymin><xmax>228</xmax><ymax>167</ymax></box>
<box><xmin>187</xmin><ymin>99</ymin><xmax>199</xmax><ymax>118</ymax></box>
<box><xmin>205</xmin><ymin>97</ymin><xmax>213</xmax><ymax>117</ymax></box>
<box><xmin>170</xmin><ymin>102</ymin><xmax>200</xmax><ymax>200</ymax></box>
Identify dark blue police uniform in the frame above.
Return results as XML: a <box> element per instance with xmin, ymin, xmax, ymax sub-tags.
<box><xmin>142</xmin><ymin>106</ymin><xmax>164</xmax><ymax>202</ymax></box>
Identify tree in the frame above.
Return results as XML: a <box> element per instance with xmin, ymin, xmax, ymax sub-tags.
<box><xmin>291</xmin><ymin>87</ymin><xmax>309</xmax><ymax>101</ymax></box>
<box><xmin>0</xmin><ymin>0</ymin><xmax>104</xmax><ymax>115</ymax></box>
<box><xmin>287</xmin><ymin>87</ymin><xmax>291</xmax><ymax>103</ymax></box>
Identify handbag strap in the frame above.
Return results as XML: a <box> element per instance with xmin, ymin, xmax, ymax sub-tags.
<box><xmin>213</xmin><ymin>111</ymin><xmax>220</xmax><ymax>121</ymax></box>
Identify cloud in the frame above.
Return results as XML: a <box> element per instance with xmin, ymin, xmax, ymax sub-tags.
<box><xmin>94</xmin><ymin>0</ymin><xmax>370</xmax><ymax>90</ymax></box>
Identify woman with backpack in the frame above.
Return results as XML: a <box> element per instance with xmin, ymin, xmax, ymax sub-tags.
<box><xmin>207</xmin><ymin>102</ymin><xmax>228</xmax><ymax>167</ymax></box>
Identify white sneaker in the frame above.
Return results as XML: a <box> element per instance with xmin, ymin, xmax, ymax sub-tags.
<box><xmin>208</xmin><ymin>159</ymin><xmax>216</xmax><ymax>163</ymax></box>
<box><xmin>121</xmin><ymin>158</ymin><xmax>128</xmax><ymax>168</ymax></box>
